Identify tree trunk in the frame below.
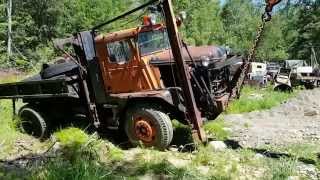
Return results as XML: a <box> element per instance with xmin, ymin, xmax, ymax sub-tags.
<box><xmin>7</xmin><ymin>0</ymin><xmax>12</xmax><ymax>60</ymax></box>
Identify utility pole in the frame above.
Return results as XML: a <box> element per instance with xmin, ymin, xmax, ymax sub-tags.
<box><xmin>7</xmin><ymin>0</ymin><xmax>12</xmax><ymax>60</ymax></box>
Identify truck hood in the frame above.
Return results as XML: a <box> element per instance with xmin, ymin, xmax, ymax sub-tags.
<box><xmin>148</xmin><ymin>46</ymin><xmax>228</xmax><ymax>65</ymax></box>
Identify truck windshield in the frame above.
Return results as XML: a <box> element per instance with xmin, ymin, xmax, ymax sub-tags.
<box><xmin>138</xmin><ymin>30</ymin><xmax>170</xmax><ymax>56</ymax></box>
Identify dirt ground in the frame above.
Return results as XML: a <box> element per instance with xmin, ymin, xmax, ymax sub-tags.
<box><xmin>0</xmin><ymin>69</ymin><xmax>22</xmax><ymax>76</ymax></box>
<box><xmin>224</xmin><ymin>88</ymin><xmax>320</xmax><ymax>148</ymax></box>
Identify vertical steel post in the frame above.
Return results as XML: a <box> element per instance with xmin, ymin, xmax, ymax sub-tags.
<box><xmin>162</xmin><ymin>0</ymin><xmax>206</xmax><ymax>143</ymax></box>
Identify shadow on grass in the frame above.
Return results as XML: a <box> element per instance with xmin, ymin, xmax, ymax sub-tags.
<box><xmin>223</xmin><ymin>139</ymin><xmax>319</xmax><ymax>165</ymax></box>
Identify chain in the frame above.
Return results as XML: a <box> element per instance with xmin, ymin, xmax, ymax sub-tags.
<box><xmin>230</xmin><ymin>16</ymin><xmax>268</xmax><ymax>98</ymax></box>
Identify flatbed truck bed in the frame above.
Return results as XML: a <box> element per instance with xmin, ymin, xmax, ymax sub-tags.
<box><xmin>0</xmin><ymin>78</ymin><xmax>78</xmax><ymax>100</ymax></box>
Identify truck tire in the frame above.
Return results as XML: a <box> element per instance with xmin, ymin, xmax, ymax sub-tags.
<box><xmin>18</xmin><ymin>106</ymin><xmax>48</xmax><ymax>139</ymax></box>
<box><xmin>304</xmin><ymin>83</ymin><xmax>315</xmax><ymax>90</ymax></box>
<box><xmin>125</xmin><ymin>106</ymin><xmax>173</xmax><ymax>150</ymax></box>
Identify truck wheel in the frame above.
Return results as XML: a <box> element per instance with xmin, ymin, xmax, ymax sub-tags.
<box><xmin>304</xmin><ymin>83</ymin><xmax>315</xmax><ymax>90</ymax></box>
<box><xmin>125</xmin><ymin>106</ymin><xmax>173</xmax><ymax>150</ymax></box>
<box><xmin>18</xmin><ymin>106</ymin><xmax>48</xmax><ymax>139</ymax></box>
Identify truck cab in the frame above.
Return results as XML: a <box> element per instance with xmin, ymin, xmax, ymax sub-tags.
<box><xmin>92</xmin><ymin>20</ymin><xmax>241</xmax><ymax>120</ymax></box>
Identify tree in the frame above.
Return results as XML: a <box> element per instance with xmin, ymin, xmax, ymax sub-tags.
<box><xmin>220</xmin><ymin>0</ymin><xmax>262</xmax><ymax>55</ymax></box>
<box><xmin>0</xmin><ymin>0</ymin><xmax>315</xmax><ymax>69</ymax></box>
<box><xmin>289</xmin><ymin>1</ymin><xmax>320</xmax><ymax>60</ymax></box>
<box><xmin>256</xmin><ymin>14</ymin><xmax>290</xmax><ymax>61</ymax></box>
<box><xmin>175</xmin><ymin>0</ymin><xmax>224</xmax><ymax>46</ymax></box>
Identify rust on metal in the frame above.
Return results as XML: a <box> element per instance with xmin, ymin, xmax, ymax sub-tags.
<box><xmin>162</xmin><ymin>0</ymin><xmax>206</xmax><ymax>143</ymax></box>
<box><xmin>152</xmin><ymin>46</ymin><xmax>227</xmax><ymax>62</ymax></box>
<box><xmin>134</xmin><ymin>116</ymin><xmax>157</xmax><ymax>143</ymax></box>
<box><xmin>214</xmin><ymin>94</ymin><xmax>229</xmax><ymax>113</ymax></box>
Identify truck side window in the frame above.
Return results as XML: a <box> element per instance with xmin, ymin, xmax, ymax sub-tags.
<box><xmin>106</xmin><ymin>40</ymin><xmax>132</xmax><ymax>64</ymax></box>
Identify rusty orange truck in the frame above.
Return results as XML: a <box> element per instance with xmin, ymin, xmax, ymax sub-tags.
<box><xmin>0</xmin><ymin>0</ymin><xmax>281</xmax><ymax>149</ymax></box>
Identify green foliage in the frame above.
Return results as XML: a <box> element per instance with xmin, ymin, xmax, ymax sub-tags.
<box><xmin>256</xmin><ymin>15</ymin><xmax>290</xmax><ymax>61</ymax></box>
<box><xmin>1</xmin><ymin>0</ymin><xmax>318</xmax><ymax>69</ymax></box>
<box><xmin>0</xmin><ymin>100</ymin><xmax>19</xmax><ymax>158</ymax></box>
<box><xmin>266</xmin><ymin>158</ymin><xmax>297</xmax><ymax>180</ymax></box>
<box><xmin>220</xmin><ymin>0</ymin><xmax>260</xmax><ymax>54</ymax></box>
<box><xmin>193</xmin><ymin>146</ymin><xmax>239</xmax><ymax>178</ymax></box>
<box><xmin>226</xmin><ymin>85</ymin><xmax>295</xmax><ymax>114</ymax></box>
<box><xmin>175</xmin><ymin>0</ymin><xmax>224</xmax><ymax>46</ymax></box>
<box><xmin>204</xmin><ymin>117</ymin><xmax>230</xmax><ymax>141</ymax></box>
<box><xmin>0</xmin><ymin>75</ymin><xmax>26</xmax><ymax>158</ymax></box>
<box><xmin>54</xmin><ymin>128</ymin><xmax>104</xmax><ymax>163</ymax></box>
<box><xmin>32</xmin><ymin>157</ymin><xmax>116</xmax><ymax>180</ymax></box>
<box><xmin>262</xmin><ymin>143</ymin><xmax>320</xmax><ymax>171</ymax></box>
<box><xmin>54</xmin><ymin>128</ymin><xmax>90</xmax><ymax>148</ymax></box>
<box><xmin>289</xmin><ymin>1</ymin><xmax>320</xmax><ymax>60</ymax></box>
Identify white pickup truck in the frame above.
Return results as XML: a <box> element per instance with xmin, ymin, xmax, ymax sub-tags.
<box><xmin>275</xmin><ymin>60</ymin><xmax>320</xmax><ymax>91</ymax></box>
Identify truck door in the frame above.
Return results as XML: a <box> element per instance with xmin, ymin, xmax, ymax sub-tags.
<box><xmin>95</xmin><ymin>37</ymin><xmax>162</xmax><ymax>94</ymax></box>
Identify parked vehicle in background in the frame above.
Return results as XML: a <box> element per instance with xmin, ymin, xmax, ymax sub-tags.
<box><xmin>284</xmin><ymin>60</ymin><xmax>320</xmax><ymax>89</ymax></box>
<box><xmin>267</xmin><ymin>62</ymin><xmax>281</xmax><ymax>81</ymax></box>
<box><xmin>247</xmin><ymin>62</ymin><xmax>268</xmax><ymax>86</ymax></box>
<box><xmin>274</xmin><ymin>68</ymin><xmax>292</xmax><ymax>91</ymax></box>
<box><xmin>274</xmin><ymin>60</ymin><xmax>320</xmax><ymax>91</ymax></box>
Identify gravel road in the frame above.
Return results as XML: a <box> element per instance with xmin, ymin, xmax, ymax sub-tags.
<box><xmin>224</xmin><ymin>88</ymin><xmax>320</xmax><ymax>148</ymax></box>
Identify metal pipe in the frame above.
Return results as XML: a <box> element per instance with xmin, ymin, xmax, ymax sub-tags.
<box><xmin>92</xmin><ymin>0</ymin><xmax>159</xmax><ymax>30</ymax></box>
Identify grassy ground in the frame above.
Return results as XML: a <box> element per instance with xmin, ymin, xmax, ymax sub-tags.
<box><xmin>3</xmin><ymin>127</ymin><xmax>317</xmax><ymax>180</ymax></box>
<box><xmin>0</xmin><ymin>76</ymin><xmax>318</xmax><ymax>179</ymax></box>
<box><xmin>226</xmin><ymin>85</ymin><xmax>296</xmax><ymax>114</ymax></box>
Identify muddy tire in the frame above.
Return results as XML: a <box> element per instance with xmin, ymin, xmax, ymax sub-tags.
<box><xmin>125</xmin><ymin>105</ymin><xmax>173</xmax><ymax>150</ymax></box>
<box><xmin>18</xmin><ymin>106</ymin><xmax>48</xmax><ymax>139</ymax></box>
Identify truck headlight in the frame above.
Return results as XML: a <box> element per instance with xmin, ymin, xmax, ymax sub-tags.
<box><xmin>200</xmin><ymin>56</ymin><xmax>210</xmax><ymax>67</ymax></box>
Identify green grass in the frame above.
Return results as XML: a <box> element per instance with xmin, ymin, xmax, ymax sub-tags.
<box><xmin>31</xmin><ymin>128</ymin><xmax>124</xmax><ymax>180</ymax></box>
<box><xmin>0</xmin><ymin>74</ymin><xmax>24</xmax><ymax>84</ymax></box>
<box><xmin>1</xmin><ymin>124</ymin><xmax>315</xmax><ymax>180</ymax></box>
<box><xmin>261</xmin><ymin>143</ymin><xmax>320</xmax><ymax>171</ymax></box>
<box><xmin>266</xmin><ymin>158</ymin><xmax>297</xmax><ymax>180</ymax></box>
<box><xmin>0</xmin><ymin>75</ymin><xmax>27</xmax><ymax>158</ymax></box>
<box><xmin>0</xmin><ymin>76</ymin><xmax>316</xmax><ymax>179</ymax></box>
<box><xmin>226</xmin><ymin>85</ymin><xmax>295</xmax><ymax>114</ymax></box>
<box><xmin>204</xmin><ymin>117</ymin><xmax>230</xmax><ymax>141</ymax></box>
<box><xmin>0</xmin><ymin>100</ymin><xmax>20</xmax><ymax>158</ymax></box>
<box><xmin>54</xmin><ymin>127</ymin><xmax>90</xmax><ymax>148</ymax></box>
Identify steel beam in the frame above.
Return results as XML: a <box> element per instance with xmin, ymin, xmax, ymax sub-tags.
<box><xmin>162</xmin><ymin>0</ymin><xmax>207</xmax><ymax>143</ymax></box>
